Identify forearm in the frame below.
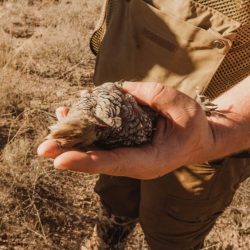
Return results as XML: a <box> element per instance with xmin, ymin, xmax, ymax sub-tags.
<box><xmin>209</xmin><ymin>76</ymin><xmax>250</xmax><ymax>159</ymax></box>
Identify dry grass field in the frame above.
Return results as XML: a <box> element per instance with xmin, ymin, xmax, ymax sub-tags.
<box><xmin>0</xmin><ymin>0</ymin><xmax>249</xmax><ymax>249</ymax></box>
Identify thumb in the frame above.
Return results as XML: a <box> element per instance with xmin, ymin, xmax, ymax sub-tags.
<box><xmin>122</xmin><ymin>81</ymin><xmax>177</xmax><ymax>114</ymax></box>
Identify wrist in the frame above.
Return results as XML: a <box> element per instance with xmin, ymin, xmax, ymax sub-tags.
<box><xmin>207</xmin><ymin>112</ymin><xmax>250</xmax><ymax>160</ymax></box>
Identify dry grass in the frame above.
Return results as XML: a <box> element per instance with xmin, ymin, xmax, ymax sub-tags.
<box><xmin>0</xmin><ymin>1</ymin><xmax>99</xmax><ymax>249</ymax></box>
<box><xmin>0</xmin><ymin>0</ymin><xmax>249</xmax><ymax>249</ymax></box>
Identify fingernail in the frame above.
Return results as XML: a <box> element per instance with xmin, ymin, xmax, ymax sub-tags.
<box><xmin>37</xmin><ymin>144</ymin><xmax>44</xmax><ymax>156</ymax></box>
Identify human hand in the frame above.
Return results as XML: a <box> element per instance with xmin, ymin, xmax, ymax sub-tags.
<box><xmin>38</xmin><ymin>82</ymin><xmax>218</xmax><ymax>180</ymax></box>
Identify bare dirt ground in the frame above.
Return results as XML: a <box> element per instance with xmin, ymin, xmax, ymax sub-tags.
<box><xmin>0</xmin><ymin>0</ymin><xmax>249</xmax><ymax>249</ymax></box>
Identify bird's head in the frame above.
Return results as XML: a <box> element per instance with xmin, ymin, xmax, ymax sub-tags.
<box><xmin>47</xmin><ymin>116</ymin><xmax>100</xmax><ymax>148</ymax></box>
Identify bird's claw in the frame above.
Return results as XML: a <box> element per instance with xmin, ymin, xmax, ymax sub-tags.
<box><xmin>195</xmin><ymin>88</ymin><xmax>223</xmax><ymax>116</ymax></box>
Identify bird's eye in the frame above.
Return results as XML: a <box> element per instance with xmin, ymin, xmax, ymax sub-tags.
<box><xmin>96</xmin><ymin>124</ymin><xmax>108</xmax><ymax>128</ymax></box>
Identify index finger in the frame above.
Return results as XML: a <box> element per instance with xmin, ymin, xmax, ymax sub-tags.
<box><xmin>53</xmin><ymin>146</ymin><xmax>162</xmax><ymax>180</ymax></box>
<box><xmin>37</xmin><ymin>139</ymin><xmax>69</xmax><ymax>158</ymax></box>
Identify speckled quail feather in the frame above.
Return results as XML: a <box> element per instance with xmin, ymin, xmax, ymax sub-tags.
<box><xmin>47</xmin><ymin>82</ymin><xmax>157</xmax><ymax>149</ymax></box>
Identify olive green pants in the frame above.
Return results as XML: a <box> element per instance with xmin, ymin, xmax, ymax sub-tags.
<box><xmin>95</xmin><ymin>157</ymin><xmax>250</xmax><ymax>249</ymax></box>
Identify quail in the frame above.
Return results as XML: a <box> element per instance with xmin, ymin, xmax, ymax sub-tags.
<box><xmin>47</xmin><ymin>82</ymin><xmax>157</xmax><ymax>149</ymax></box>
<box><xmin>47</xmin><ymin>82</ymin><xmax>221</xmax><ymax>149</ymax></box>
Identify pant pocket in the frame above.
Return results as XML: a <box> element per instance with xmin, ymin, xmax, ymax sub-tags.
<box><xmin>208</xmin><ymin>157</ymin><xmax>250</xmax><ymax>197</ymax></box>
<box><xmin>139</xmin><ymin>162</ymin><xmax>237</xmax><ymax>250</ymax></box>
<box><xmin>92</xmin><ymin>0</ymin><xmax>240</xmax><ymax>97</ymax></box>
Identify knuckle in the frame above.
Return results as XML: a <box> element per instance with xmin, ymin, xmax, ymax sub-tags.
<box><xmin>150</xmin><ymin>83</ymin><xmax>167</xmax><ymax>107</ymax></box>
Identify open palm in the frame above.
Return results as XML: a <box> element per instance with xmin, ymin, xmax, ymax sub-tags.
<box><xmin>38</xmin><ymin>82</ymin><xmax>217</xmax><ymax>180</ymax></box>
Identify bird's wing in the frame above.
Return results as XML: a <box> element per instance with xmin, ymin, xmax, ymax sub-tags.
<box><xmin>94</xmin><ymin>84</ymin><xmax>123</xmax><ymax>129</ymax></box>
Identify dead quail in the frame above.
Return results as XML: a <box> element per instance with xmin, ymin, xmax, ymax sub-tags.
<box><xmin>47</xmin><ymin>82</ymin><xmax>157</xmax><ymax>149</ymax></box>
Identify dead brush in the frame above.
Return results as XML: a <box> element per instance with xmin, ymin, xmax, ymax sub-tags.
<box><xmin>1</xmin><ymin>138</ymin><xmax>98</xmax><ymax>249</ymax></box>
<box><xmin>0</xmin><ymin>0</ymin><xmax>95</xmax><ymax>84</ymax></box>
<box><xmin>0</xmin><ymin>95</ymin><xmax>98</xmax><ymax>249</ymax></box>
<box><xmin>0</xmin><ymin>0</ymin><xmax>102</xmax><ymax>249</ymax></box>
<box><xmin>0</xmin><ymin>79</ymin><xmax>33</xmax><ymax>116</ymax></box>
<box><xmin>0</xmin><ymin>37</ymin><xmax>14</xmax><ymax>69</ymax></box>
<box><xmin>203</xmin><ymin>178</ymin><xmax>250</xmax><ymax>249</ymax></box>
<box><xmin>12</xmin><ymin>27</ymin><xmax>90</xmax><ymax>81</ymax></box>
<box><xmin>0</xmin><ymin>71</ymin><xmax>98</xmax><ymax>249</ymax></box>
<box><xmin>1</xmin><ymin>0</ymin><xmax>97</xmax><ymax>84</ymax></box>
<box><xmin>0</xmin><ymin>123</ymin><xmax>99</xmax><ymax>249</ymax></box>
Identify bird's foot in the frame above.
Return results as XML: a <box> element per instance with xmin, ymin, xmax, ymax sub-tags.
<box><xmin>195</xmin><ymin>88</ymin><xmax>224</xmax><ymax>116</ymax></box>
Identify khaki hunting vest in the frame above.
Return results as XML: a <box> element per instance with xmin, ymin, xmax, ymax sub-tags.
<box><xmin>90</xmin><ymin>0</ymin><xmax>250</xmax><ymax>99</ymax></box>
